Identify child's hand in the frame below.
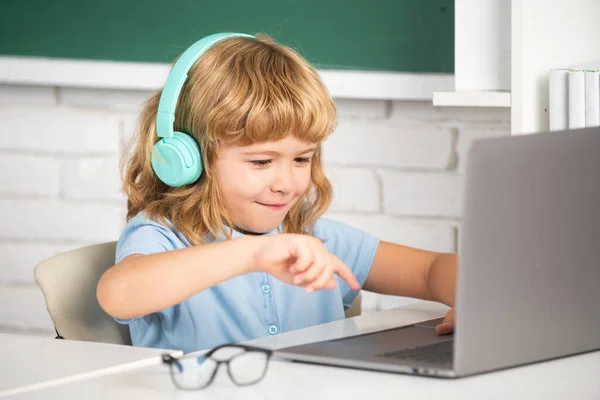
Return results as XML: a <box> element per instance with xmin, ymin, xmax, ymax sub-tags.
<box><xmin>435</xmin><ymin>307</ymin><xmax>455</xmax><ymax>335</ymax></box>
<box><xmin>252</xmin><ymin>234</ymin><xmax>360</xmax><ymax>293</ymax></box>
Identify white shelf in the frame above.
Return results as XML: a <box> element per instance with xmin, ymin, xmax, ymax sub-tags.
<box><xmin>443</xmin><ymin>1</ymin><xmax>600</xmax><ymax>134</ymax></box>
<box><xmin>0</xmin><ymin>56</ymin><xmax>454</xmax><ymax>101</ymax></box>
<box><xmin>433</xmin><ymin>91</ymin><xmax>511</xmax><ymax>107</ymax></box>
<box><xmin>511</xmin><ymin>0</ymin><xmax>600</xmax><ymax>134</ymax></box>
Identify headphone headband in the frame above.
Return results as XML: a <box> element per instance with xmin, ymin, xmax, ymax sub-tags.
<box><xmin>156</xmin><ymin>32</ymin><xmax>254</xmax><ymax>139</ymax></box>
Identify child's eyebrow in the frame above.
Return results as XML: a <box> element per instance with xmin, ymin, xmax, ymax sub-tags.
<box><xmin>240</xmin><ymin>147</ymin><xmax>317</xmax><ymax>156</ymax></box>
<box><xmin>297</xmin><ymin>147</ymin><xmax>317</xmax><ymax>155</ymax></box>
<box><xmin>239</xmin><ymin>150</ymin><xmax>279</xmax><ymax>156</ymax></box>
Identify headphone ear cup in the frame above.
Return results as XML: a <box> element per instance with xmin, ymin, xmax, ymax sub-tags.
<box><xmin>151</xmin><ymin>131</ymin><xmax>203</xmax><ymax>187</ymax></box>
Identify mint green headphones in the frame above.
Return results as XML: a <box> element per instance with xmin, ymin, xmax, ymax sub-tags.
<box><xmin>152</xmin><ymin>32</ymin><xmax>255</xmax><ymax>187</ymax></box>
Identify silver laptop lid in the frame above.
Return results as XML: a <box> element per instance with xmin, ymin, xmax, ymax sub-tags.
<box><xmin>455</xmin><ymin>127</ymin><xmax>600</xmax><ymax>376</ymax></box>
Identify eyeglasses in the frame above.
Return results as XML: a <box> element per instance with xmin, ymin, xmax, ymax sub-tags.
<box><xmin>162</xmin><ymin>344</ymin><xmax>273</xmax><ymax>390</ymax></box>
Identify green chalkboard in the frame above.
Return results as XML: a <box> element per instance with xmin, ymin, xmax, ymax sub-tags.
<box><xmin>0</xmin><ymin>0</ymin><xmax>454</xmax><ymax>73</ymax></box>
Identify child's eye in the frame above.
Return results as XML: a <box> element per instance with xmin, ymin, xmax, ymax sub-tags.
<box><xmin>294</xmin><ymin>157</ymin><xmax>311</xmax><ymax>164</ymax></box>
<box><xmin>251</xmin><ymin>159</ymin><xmax>272</xmax><ymax>167</ymax></box>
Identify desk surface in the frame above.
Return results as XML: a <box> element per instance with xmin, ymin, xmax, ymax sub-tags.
<box><xmin>6</xmin><ymin>302</ymin><xmax>600</xmax><ymax>399</ymax></box>
<box><xmin>0</xmin><ymin>333</ymin><xmax>180</xmax><ymax>398</ymax></box>
<box><xmin>7</xmin><ymin>349</ymin><xmax>600</xmax><ymax>400</ymax></box>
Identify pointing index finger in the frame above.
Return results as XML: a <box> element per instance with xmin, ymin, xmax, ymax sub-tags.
<box><xmin>332</xmin><ymin>255</ymin><xmax>360</xmax><ymax>290</ymax></box>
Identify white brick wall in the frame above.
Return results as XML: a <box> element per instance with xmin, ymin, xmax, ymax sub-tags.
<box><xmin>0</xmin><ymin>285</ymin><xmax>54</xmax><ymax>333</ymax></box>
<box><xmin>0</xmin><ymin>108</ymin><xmax>120</xmax><ymax>154</ymax></box>
<box><xmin>0</xmin><ymin>84</ymin><xmax>510</xmax><ymax>336</ymax></box>
<box><xmin>380</xmin><ymin>171</ymin><xmax>465</xmax><ymax>218</ymax></box>
<box><xmin>0</xmin><ymin>243</ymin><xmax>79</xmax><ymax>284</ymax></box>
<box><xmin>0</xmin><ymin>85</ymin><xmax>56</xmax><ymax>106</ymax></box>
<box><xmin>62</xmin><ymin>157</ymin><xmax>122</xmax><ymax>200</ymax></box>
<box><xmin>323</xmin><ymin>121</ymin><xmax>453</xmax><ymax>169</ymax></box>
<box><xmin>0</xmin><ymin>199</ymin><xmax>125</xmax><ymax>242</ymax></box>
<box><xmin>327</xmin><ymin>167</ymin><xmax>380</xmax><ymax>212</ymax></box>
<box><xmin>59</xmin><ymin>87</ymin><xmax>151</xmax><ymax>112</ymax></box>
<box><xmin>0</xmin><ymin>154</ymin><xmax>61</xmax><ymax>196</ymax></box>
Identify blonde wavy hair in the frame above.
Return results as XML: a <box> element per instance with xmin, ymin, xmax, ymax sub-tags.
<box><xmin>122</xmin><ymin>34</ymin><xmax>337</xmax><ymax>245</ymax></box>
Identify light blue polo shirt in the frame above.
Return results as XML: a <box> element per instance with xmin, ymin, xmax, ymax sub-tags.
<box><xmin>114</xmin><ymin>212</ymin><xmax>379</xmax><ymax>353</ymax></box>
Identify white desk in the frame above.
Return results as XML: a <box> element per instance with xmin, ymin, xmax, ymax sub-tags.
<box><xmin>5</xmin><ymin>301</ymin><xmax>600</xmax><ymax>399</ymax></box>
<box><xmin>0</xmin><ymin>333</ymin><xmax>181</xmax><ymax>398</ymax></box>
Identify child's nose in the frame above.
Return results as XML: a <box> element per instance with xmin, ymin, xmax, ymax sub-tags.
<box><xmin>271</xmin><ymin>165</ymin><xmax>295</xmax><ymax>194</ymax></box>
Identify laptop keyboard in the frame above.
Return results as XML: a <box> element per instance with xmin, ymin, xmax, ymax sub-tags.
<box><xmin>378</xmin><ymin>340</ymin><xmax>453</xmax><ymax>364</ymax></box>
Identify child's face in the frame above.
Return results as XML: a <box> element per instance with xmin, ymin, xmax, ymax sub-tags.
<box><xmin>213</xmin><ymin>136</ymin><xmax>316</xmax><ymax>233</ymax></box>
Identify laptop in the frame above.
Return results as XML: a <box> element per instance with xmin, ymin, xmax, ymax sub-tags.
<box><xmin>275</xmin><ymin>127</ymin><xmax>600</xmax><ymax>378</ymax></box>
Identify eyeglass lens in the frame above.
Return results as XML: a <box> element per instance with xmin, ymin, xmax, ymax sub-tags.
<box><xmin>169</xmin><ymin>346</ymin><xmax>269</xmax><ymax>389</ymax></box>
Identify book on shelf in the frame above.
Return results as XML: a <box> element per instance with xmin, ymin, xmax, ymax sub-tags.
<box><xmin>549</xmin><ymin>68</ymin><xmax>569</xmax><ymax>131</ymax></box>
<box><xmin>585</xmin><ymin>70</ymin><xmax>600</xmax><ymax>127</ymax></box>
<box><xmin>549</xmin><ymin>63</ymin><xmax>600</xmax><ymax>131</ymax></box>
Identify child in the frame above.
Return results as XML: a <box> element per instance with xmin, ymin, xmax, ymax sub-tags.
<box><xmin>97</xmin><ymin>32</ymin><xmax>457</xmax><ymax>354</ymax></box>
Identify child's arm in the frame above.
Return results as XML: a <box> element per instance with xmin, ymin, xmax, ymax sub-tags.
<box><xmin>97</xmin><ymin>234</ymin><xmax>359</xmax><ymax>321</ymax></box>
<box><xmin>361</xmin><ymin>241</ymin><xmax>458</xmax><ymax>334</ymax></box>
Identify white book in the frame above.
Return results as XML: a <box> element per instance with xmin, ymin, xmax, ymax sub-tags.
<box><xmin>585</xmin><ymin>70</ymin><xmax>600</xmax><ymax>127</ymax></box>
<box><xmin>568</xmin><ymin>69</ymin><xmax>586</xmax><ymax>129</ymax></box>
<box><xmin>549</xmin><ymin>68</ymin><xmax>569</xmax><ymax>131</ymax></box>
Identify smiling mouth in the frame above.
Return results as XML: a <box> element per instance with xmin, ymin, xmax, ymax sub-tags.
<box><xmin>256</xmin><ymin>202</ymin><xmax>287</xmax><ymax>210</ymax></box>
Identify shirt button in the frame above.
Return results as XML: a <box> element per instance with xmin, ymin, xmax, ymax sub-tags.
<box><xmin>261</xmin><ymin>284</ymin><xmax>271</xmax><ymax>294</ymax></box>
<box><xmin>268</xmin><ymin>324</ymin><xmax>278</xmax><ymax>335</ymax></box>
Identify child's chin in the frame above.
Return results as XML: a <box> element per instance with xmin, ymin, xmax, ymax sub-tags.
<box><xmin>249</xmin><ymin>219</ymin><xmax>284</xmax><ymax>234</ymax></box>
